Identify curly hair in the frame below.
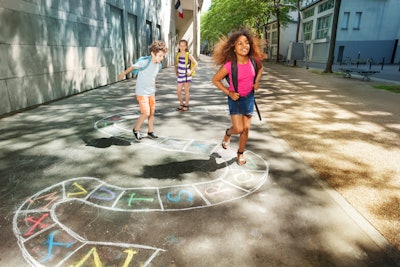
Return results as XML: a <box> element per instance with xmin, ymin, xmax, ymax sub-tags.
<box><xmin>212</xmin><ymin>28</ymin><xmax>264</xmax><ymax>66</ymax></box>
<box><xmin>149</xmin><ymin>40</ymin><xmax>168</xmax><ymax>54</ymax></box>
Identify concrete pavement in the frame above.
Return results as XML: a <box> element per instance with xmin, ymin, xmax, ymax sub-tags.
<box><xmin>0</xmin><ymin>55</ymin><xmax>399</xmax><ymax>266</ymax></box>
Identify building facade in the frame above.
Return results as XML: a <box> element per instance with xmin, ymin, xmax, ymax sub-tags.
<box><xmin>265</xmin><ymin>10</ymin><xmax>299</xmax><ymax>62</ymax></box>
<box><xmin>301</xmin><ymin>0</ymin><xmax>400</xmax><ymax>64</ymax></box>
<box><xmin>0</xmin><ymin>0</ymin><xmax>202</xmax><ymax>117</ymax></box>
<box><xmin>268</xmin><ymin>0</ymin><xmax>400</xmax><ymax>66</ymax></box>
<box><xmin>175</xmin><ymin>0</ymin><xmax>202</xmax><ymax>59</ymax></box>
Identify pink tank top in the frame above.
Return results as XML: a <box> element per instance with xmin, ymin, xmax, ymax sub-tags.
<box><xmin>224</xmin><ymin>60</ymin><xmax>256</xmax><ymax>97</ymax></box>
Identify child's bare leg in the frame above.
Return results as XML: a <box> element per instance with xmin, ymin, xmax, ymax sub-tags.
<box><xmin>237</xmin><ymin>116</ymin><xmax>251</xmax><ymax>152</ymax></box>
<box><xmin>176</xmin><ymin>83</ymin><xmax>184</xmax><ymax>108</ymax></box>
<box><xmin>134</xmin><ymin>113</ymin><xmax>148</xmax><ymax>132</ymax></box>
<box><xmin>147</xmin><ymin>111</ymin><xmax>155</xmax><ymax>133</ymax></box>
<box><xmin>183</xmin><ymin>82</ymin><xmax>191</xmax><ymax>109</ymax></box>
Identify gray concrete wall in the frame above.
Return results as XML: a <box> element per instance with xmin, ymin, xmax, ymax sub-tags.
<box><xmin>335</xmin><ymin>40</ymin><xmax>396</xmax><ymax>64</ymax></box>
<box><xmin>0</xmin><ymin>0</ymin><xmax>174</xmax><ymax>116</ymax></box>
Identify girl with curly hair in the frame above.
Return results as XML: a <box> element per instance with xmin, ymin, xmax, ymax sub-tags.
<box><xmin>211</xmin><ymin>28</ymin><xmax>264</xmax><ymax>165</ymax></box>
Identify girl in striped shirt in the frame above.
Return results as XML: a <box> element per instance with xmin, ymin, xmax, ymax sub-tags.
<box><xmin>175</xmin><ymin>39</ymin><xmax>198</xmax><ymax>111</ymax></box>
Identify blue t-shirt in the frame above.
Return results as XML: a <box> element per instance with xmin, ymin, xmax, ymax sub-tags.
<box><xmin>132</xmin><ymin>59</ymin><xmax>161</xmax><ymax>96</ymax></box>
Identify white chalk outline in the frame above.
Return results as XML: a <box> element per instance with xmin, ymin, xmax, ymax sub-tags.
<box><xmin>13</xmin><ymin>109</ymin><xmax>269</xmax><ymax>266</ymax></box>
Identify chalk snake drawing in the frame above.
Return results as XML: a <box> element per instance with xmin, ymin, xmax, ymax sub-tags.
<box><xmin>13</xmin><ymin>109</ymin><xmax>269</xmax><ymax>266</ymax></box>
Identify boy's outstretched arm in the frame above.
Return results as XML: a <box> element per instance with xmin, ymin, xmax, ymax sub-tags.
<box><xmin>118</xmin><ymin>66</ymin><xmax>135</xmax><ymax>80</ymax></box>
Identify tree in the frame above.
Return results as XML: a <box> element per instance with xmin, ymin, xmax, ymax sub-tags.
<box><xmin>201</xmin><ymin>0</ymin><xmax>294</xmax><ymax>60</ymax></box>
<box><xmin>324</xmin><ymin>0</ymin><xmax>341</xmax><ymax>73</ymax></box>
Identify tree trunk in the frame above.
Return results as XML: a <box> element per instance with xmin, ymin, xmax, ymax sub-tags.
<box><xmin>324</xmin><ymin>0</ymin><xmax>341</xmax><ymax>73</ymax></box>
<box><xmin>294</xmin><ymin>0</ymin><xmax>301</xmax><ymax>66</ymax></box>
<box><xmin>275</xmin><ymin>1</ymin><xmax>281</xmax><ymax>63</ymax></box>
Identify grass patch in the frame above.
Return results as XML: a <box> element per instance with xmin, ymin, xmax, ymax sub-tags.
<box><xmin>372</xmin><ymin>84</ymin><xmax>400</xmax><ymax>93</ymax></box>
<box><xmin>310</xmin><ymin>69</ymin><xmax>335</xmax><ymax>75</ymax></box>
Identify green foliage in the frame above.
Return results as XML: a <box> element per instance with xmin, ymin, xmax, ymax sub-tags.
<box><xmin>201</xmin><ymin>0</ymin><xmax>270</xmax><ymax>43</ymax></box>
<box><xmin>201</xmin><ymin>0</ymin><xmax>300</xmax><ymax>50</ymax></box>
<box><xmin>372</xmin><ymin>85</ymin><xmax>400</xmax><ymax>93</ymax></box>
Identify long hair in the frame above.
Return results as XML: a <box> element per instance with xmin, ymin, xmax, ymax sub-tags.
<box><xmin>178</xmin><ymin>39</ymin><xmax>189</xmax><ymax>52</ymax></box>
<box><xmin>212</xmin><ymin>28</ymin><xmax>264</xmax><ymax>66</ymax></box>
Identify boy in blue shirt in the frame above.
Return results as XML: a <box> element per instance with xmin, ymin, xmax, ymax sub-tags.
<box><xmin>118</xmin><ymin>41</ymin><xmax>168</xmax><ymax>141</ymax></box>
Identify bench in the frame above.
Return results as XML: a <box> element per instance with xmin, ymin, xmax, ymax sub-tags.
<box><xmin>339</xmin><ymin>67</ymin><xmax>380</xmax><ymax>81</ymax></box>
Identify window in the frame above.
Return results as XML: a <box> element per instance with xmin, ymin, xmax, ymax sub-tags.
<box><xmin>301</xmin><ymin>0</ymin><xmax>319</xmax><ymax>9</ymax></box>
<box><xmin>318</xmin><ymin>0</ymin><xmax>334</xmax><ymax>13</ymax></box>
<box><xmin>316</xmin><ymin>14</ymin><xmax>332</xmax><ymax>39</ymax></box>
<box><xmin>304</xmin><ymin>21</ymin><xmax>313</xmax><ymax>40</ymax></box>
<box><xmin>304</xmin><ymin>8</ymin><xmax>314</xmax><ymax>19</ymax></box>
<box><xmin>146</xmin><ymin>20</ymin><xmax>152</xmax><ymax>46</ymax></box>
<box><xmin>271</xmin><ymin>31</ymin><xmax>278</xmax><ymax>45</ymax></box>
<box><xmin>353</xmin><ymin>12</ymin><xmax>362</xmax><ymax>30</ymax></box>
<box><xmin>342</xmin><ymin>12</ymin><xmax>349</xmax><ymax>30</ymax></box>
<box><xmin>156</xmin><ymin>24</ymin><xmax>161</xmax><ymax>40</ymax></box>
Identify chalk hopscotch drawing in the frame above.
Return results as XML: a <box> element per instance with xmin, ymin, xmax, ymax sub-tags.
<box><xmin>13</xmin><ymin>110</ymin><xmax>269</xmax><ymax>266</ymax></box>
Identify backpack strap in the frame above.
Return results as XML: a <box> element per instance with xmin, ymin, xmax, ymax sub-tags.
<box><xmin>249</xmin><ymin>57</ymin><xmax>259</xmax><ymax>84</ymax></box>
<box><xmin>134</xmin><ymin>56</ymin><xmax>161</xmax><ymax>76</ymax></box>
<box><xmin>175</xmin><ymin>52</ymin><xmax>189</xmax><ymax>67</ymax></box>
<box><xmin>231</xmin><ymin>57</ymin><xmax>259</xmax><ymax>93</ymax></box>
<box><xmin>231</xmin><ymin>60</ymin><xmax>238</xmax><ymax>93</ymax></box>
<box><xmin>185</xmin><ymin>52</ymin><xmax>189</xmax><ymax>67</ymax></box>
<box><xmin>139</xmin><ymin>56</ymin><xmax>151</xmax><ymax>71</ymax></box>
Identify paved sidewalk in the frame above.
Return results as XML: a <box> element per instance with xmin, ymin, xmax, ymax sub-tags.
<box><xmin>0</xmin><ymin>55</ymin><xmax>399</xmax><ymax>266</ymax></box>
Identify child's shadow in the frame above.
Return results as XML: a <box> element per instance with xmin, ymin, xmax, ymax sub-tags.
<box><xmin>141</xmin><ymin>153</ymin><xmax>236</xmax><ymax>180</ymax></box>
<box><xmin>83</xmin><ymin>137</ymin><xmax>131</xmax><ymax>148</ymax></box>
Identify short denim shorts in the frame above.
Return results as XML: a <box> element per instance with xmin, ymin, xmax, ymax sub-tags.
<box><xmin>228</xmin><ymin>92</ymin><xmax>254</xmax><ymax>116</ymax></box>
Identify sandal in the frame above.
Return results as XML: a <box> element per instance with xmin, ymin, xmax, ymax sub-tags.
<box><xmin>237</xmin><ymin>150</ymin><xmax>246</xmax><ymax>165</ymax></box>
<box><xmin>221</xmin><ymin>128</ymin><xmax>231</xmax><ymax>149</ymax></box>
<box><xmin>176</xmin><ymin>104</ymin><xmax>184</xmax><ymax>111</ymax></box>
<box><xmin>182</xmin><ymin>105</ymin><xmax>189</xmax><ymax>111</ymax></box>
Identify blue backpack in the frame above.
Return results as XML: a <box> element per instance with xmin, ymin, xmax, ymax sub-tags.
<box><xmin>132</xmin><ymin>56</ymin><xmax>162</xmax><ymax>77</ymax></box>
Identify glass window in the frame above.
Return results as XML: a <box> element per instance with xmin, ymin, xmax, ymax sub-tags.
<box><xmin>146</xmin><ymin>20</ymin><xmax>152</xmax><ymax>46</ymax></box>
<box><xmin>316</xmin><ymin>14</ymin><xmax>332</xmax><ymax>39</ymax></box>
<box><xmin>304</xmin><ymin>21</ymin><xmax>313</xmax><ymax>40</ymax></box>
<box><xmin>318</xmin><ymin>0</ymin><xmax>334</xmax><ymax>13</ymax></box>
<box><xmin>271</xmin><ymin>31</ymin><xmax>278</xmax><ymax>45</ymax></box>
<box><xmin>301</xmin><ymin>0</ymin><xmax>319</xmax><ymax>9</ymax></box>
<box><xmin>156</xmin><ymin>24</ymin><xmax>161</xmax><ymax>40</ymax></box>
<box><xmin>353</xmin><ymin>12</ymin><xmax>362</xmax><ymax>30</ymax></box>
<box><xmin>342</xmin><ymin>12</ymin><xmax>349</xmax><ymax>30</ymax></box>
<box><xmin>304</xmin><ymin>8</ymin><xmax>314</xmax><ymax>19</ymax></box>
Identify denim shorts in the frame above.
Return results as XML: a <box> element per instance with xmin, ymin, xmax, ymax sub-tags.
<box><xmin>228</xmin><ymin>92</ymin><xmax>254</xmax><ymax>116</ymax></box>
